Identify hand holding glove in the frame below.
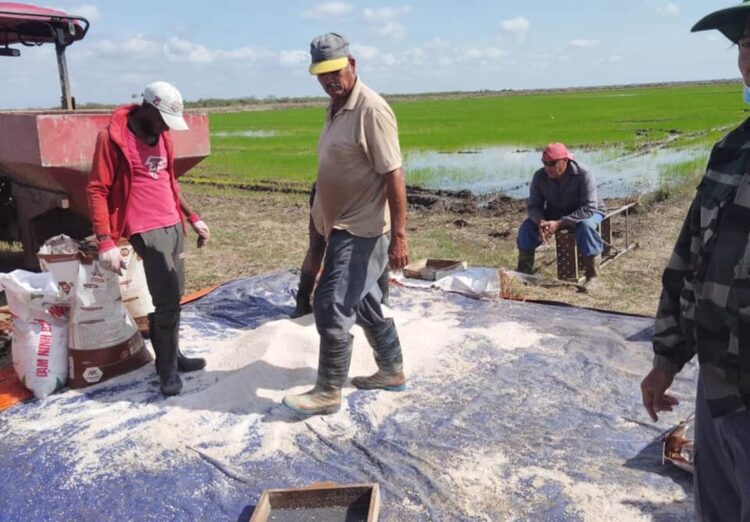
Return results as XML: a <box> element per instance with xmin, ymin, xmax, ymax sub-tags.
<box><xmin>189</xmin><ymin>213</ymin><xmax>210</xmax><ymax>248</ymax></box>
<box><xmin>99</xmin><ymin>245</ymin><xmax>127</xmax><ymax>276</ymax></box>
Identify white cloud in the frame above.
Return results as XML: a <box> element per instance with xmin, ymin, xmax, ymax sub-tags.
<box><xmin>423</xmin><ymin>37</ymin><xmax>451</xmax><ymax>52</ymax></box>
<box><xmin>362</xmin><ymin>6</ymin><xmax>412</xmax><ymax>22</ymax></box>
<box><xmin>64</xmin><ymin>4</ymin><xmax>102</xmax><ymax>22</ymax></box>
<box><xmin>399</xmin><ymin>41</ymin><xmax>511</xmax><ymax>71</ymax></box>
<box><xmin>401</xmin><ymin>38</ymin><xmax>453</xmax><ymax>68</ymax></box>
<box><xmin>83</xmin><ymin>33</ymin><xmax>270</xmax><ymax>66</ymax></box>
<box><xmin>362</xmin><ymin>6</ymin><xmax>411</xmax><ymax>40</ymax></box>
<box><xmin>349</xmin><ymin>44</ymin><xmax>397</xmax><ymax>69</ymax></box>
<box><xmin>437</xmin><ymin>56</ymin><xmax>455</xmax><ymax>68</ymax></box>
<box><xmin>570</xmin><ymin>39</ymin><xmax>599</xmax><ymax>48</ymax></box>
<box><xmin>86</xmin><ymin>35</ymin><xmax>159</xmax><ymax>59</ymax></box>
<box><xmin>657</xmin><ymin>2</ymin><xmax>679</xmax><ymax>15</ymax></box>
<box><xmin>466</xmin><ymin>47</ymin><xmax>508</xmax><ymax>60</ymax></box>
<box><xmin>352</xmin><ymin>44</ymin><xmax>379</xmax><ymax>60</ymax></box>
<box><xmin>221</xmin><ymin>48</ymin><xmax>264</xmax><ymax>61</ymax></box>
<box><xmin>374</xmin><ymin>21</ymin><xmax>407</xmax><ymax>39</ymax></box>
<box><xmin>163</xmin><ymin>37</ymin><xmax>214</xmax><ymax>63</ymax></box>
<box><xmin>380</xmin><ymin>53</ymin><xmax>397</xmax><ymax>67</ymax></box>
<box><xmin>500</xmin><ymin>16</ymin><xmax>530</xmax><ymax>36</ymax></box>
<box><xmin>279</xmin><ymin>50</ymin><xmax>308</xmax><ymax>68</ymax></box>
<box><xmin>119</xmin><ymin>73</ymin><xmax>145</xmax><ymax>86</ymax></box>
<box><xmin>404</xmin><ymin>47</ymin><xmax>426</xmax><ymax>65</ymax></box>
<box><xmin>594</xmin><ymin>53</ymin><xmax>623</xmax><ymax>67</ymax></box>
<box><xmin>302</xmin><ymin>2</ymin><xmax>353</xmax><ymax>20</ymax></box>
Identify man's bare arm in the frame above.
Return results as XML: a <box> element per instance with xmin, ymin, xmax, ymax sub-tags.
<box><xmin>384</xmin><ymin>167</ymin><xmax>409</xmax><ymax>270</ymax></box>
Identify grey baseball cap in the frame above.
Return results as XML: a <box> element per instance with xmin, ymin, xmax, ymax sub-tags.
<box><xmin>309</xmin><ymin>32</ymin><xmax>350</xmax><ymax>75</ymax></box>
<box><xmin>692</xmin><ymin>0</ymin><xmax>750</xmax><ymax>43</ymax></box>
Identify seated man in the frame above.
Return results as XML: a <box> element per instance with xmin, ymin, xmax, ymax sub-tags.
<box><xmin>515</xmin><ymin>143</ymin><xmax>606</xmax><ymax>291</ymax></box>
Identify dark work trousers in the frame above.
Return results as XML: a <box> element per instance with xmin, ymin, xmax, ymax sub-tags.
<box><xmin>694</xmin><ymin>376</ymin><xmax>750</xmax><ymax>521</ymax></box>
<box><xmin>313</xmin><ymin>229</ymin><xmax>403</xmax><ymax>389</ymax></box>
<box><xmin>129</xmin><ymin>224</ymin><xmax>185</xmax><ymax>347</ymax></box>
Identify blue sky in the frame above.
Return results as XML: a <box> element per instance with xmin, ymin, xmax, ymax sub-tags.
<box><xmin>0</xmin><ymin>0</ymin><xmax>745</xmax><ymax>108</ymax></box>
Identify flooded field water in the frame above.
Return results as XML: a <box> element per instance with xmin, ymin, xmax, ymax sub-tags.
<box><xmin>404</xmin><ymin>146</ymin><xmax>706</xmax><ymax>198</ymax></box>
<box><xmin>212</xmin><ymin>130</ymin><xmax>280</xmax><ymax>138</ymax></box>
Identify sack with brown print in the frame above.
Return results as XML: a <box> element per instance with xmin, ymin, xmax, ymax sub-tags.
<box><xmin>67</xmin><ymin>248</ymin><xmax>152</xmax><ymax>388</ymax></box>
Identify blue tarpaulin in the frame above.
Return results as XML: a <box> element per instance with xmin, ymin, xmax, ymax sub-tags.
<box><xmin>0</xmin><ymin>270</ymin><xmax>696</xmax><ymax>521</ymax></box>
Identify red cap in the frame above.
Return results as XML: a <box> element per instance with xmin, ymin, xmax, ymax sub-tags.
<box><xmin>542</xmin><ymin>142</ymin><xmax>575</xmax><ymax>163</ymax></box>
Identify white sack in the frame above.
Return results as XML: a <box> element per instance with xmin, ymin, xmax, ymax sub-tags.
<box><xmin>395</xmin><ymin>266</ymin><xmax>500</xmax><ymax>298</ymax></box>
<box><xmin>69</xmin><ymin>257</ymin><xmax>138</xmax><ymax>350</ymax></box>
<box><xmin>118</xmin><ymin>243</ymin><xmax>154</xmax><ymax>320</ymax></box>
<box><xmin>0</xmin><ymin>270</ymin><xmax>68</xmax><ymax>398</ymax></box>
<box><xmin>38</xmin><ymin>234</ymin><xmax>81</xmax><ymax>306</ymax></box>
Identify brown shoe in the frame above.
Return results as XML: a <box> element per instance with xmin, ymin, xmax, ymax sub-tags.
<box><xmin>351</xmin><ymin>371</ymin><xmax>406</xmax><ymax>391</ymax></box>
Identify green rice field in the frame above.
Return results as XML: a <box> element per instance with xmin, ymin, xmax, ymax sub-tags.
<box><xmin>201</xmin><ymin>82</ymin><xmax>746</xmax><ymax>188</ymax></box>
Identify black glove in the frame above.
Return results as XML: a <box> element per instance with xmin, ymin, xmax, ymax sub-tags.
<box><xmin>292</xmin><ymin>271</ymin><xmax>317</xmax><ymax>318</ymax></box>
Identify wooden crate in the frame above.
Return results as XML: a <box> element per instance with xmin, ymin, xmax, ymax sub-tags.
<box><xmin>249</xmin><ymin>482</ymin><xmax>380</xmax><ymax>522</ymax></box>
<box><xmin>555</xmin><ymin>229</ymin><xmax>583</xmax><ymax>281</ymax></box>
<box><xmin>555</xmin><ymin>203</ymin><xmax>639</xmax><ymax>282</ymax></box>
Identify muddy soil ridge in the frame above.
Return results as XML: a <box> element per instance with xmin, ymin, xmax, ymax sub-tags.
<box><xmin>405</xmin><ymin>184</ymin><xmax>525</xmax><ymax>217</ymax></box>
<box><xmin>182</xmin><ymin>177</ymin><xmax>528</xmax><ymax>216</ymax></box>
<box><xmin>181</xmin><ymin>177</ymin><xmax>636</xmax><ymax>220</ymax></box>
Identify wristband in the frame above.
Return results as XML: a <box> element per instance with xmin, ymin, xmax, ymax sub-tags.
<box><xmin>97</xmin><ymin>239</ymin><xmax>116</xmax><ymax>253</ymax></box>
<box><xmin>188</xmin><ymin>213</ymin><xmax>201</xmax><ymax>224</ymax></box>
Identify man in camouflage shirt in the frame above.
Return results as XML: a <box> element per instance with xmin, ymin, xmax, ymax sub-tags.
<box><xmin>641</xmin><ymin>3</ymin><xmax>750</xmax><ymax>519</ymax></box>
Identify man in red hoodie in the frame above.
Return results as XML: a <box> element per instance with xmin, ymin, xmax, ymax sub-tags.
<box><xmin>87</xmin><ymin>81</ymin><xmax>209</xmax><ymax>396</ymax></box>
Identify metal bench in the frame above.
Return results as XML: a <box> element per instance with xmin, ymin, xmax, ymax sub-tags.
<box><xmin>555</xmin><ymin>202</ymin><xmax>638</xmax><ymax>282</ymax></box>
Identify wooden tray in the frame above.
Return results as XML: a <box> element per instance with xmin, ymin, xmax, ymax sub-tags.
<box><xmin>403</xmin><ymin>258</ymin><xmax>467</xmax><ymax>281</ymax></box>
<box><xmin>249</xmin><ymin>482</ymin><xmax>379</xmax><ymax>522</ymax></box>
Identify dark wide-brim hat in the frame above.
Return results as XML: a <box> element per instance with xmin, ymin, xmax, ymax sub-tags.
<box><xmin>692</xmin><ymin>0</ymin><xmax>750</xmax><ymax>43</ymax></box>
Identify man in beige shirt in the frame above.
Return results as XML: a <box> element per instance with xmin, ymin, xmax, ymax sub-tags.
<box><xmin>283</xmin><ymin>32</ymin><xmax>410</xmax><ymax>416</ymax></box>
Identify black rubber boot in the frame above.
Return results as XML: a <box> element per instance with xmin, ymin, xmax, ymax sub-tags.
<box><xmin>282</xmin><ymin>334</ymin><xmax>352</xmax><ymax>416</ymax></box>
<box><xmin>517</xmin><ymin>250</ymin><xmax>535</xmax><ymax>274</ymax></box>
<box><xmin>581</xmin><ymin>255</ymin><xmax>603</xmax><ymax>293</ymax></box>
<box><xmin>177</xmin><ymin>349</ymin><xmax>206</xmax><ymax>372</ymax></box>
<box><xmin>149</xmin><ymin>312</ymin><xmax>183</xmax><ymax>396</ymax></box>
<box><xmin>148</xmin><ymin>313</ymin><xmax>159</xmax><ymax>373</ymax></box>
<box><xmin>292</xmin><ymin>271</ymin><xmax>317</xmax><ymax>318</ymax></box>
<box><xmin>316</xmin><ymin>334</ymin><xmax>354</xmax><ymax>390</ymax></box>
<box><xmin>352</xmin><ymin>319</ymin><xmax>405</xmax><ymax>391</ymax></box>
<box><xmin>172</xmin><ymin>315</ymin><xmax>205</xmax><ymax>372</ymax></box>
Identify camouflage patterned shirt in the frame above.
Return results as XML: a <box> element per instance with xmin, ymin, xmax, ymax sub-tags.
<box><xmin>653</xmin><ymin>118</ymin><xmax>750</xmax><ymax>418</ymax></box>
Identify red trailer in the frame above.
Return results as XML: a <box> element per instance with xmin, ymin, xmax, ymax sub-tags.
<box><xmin>0</xmin><ymin>3</ymin><xmax>210</xmax><ymax>268</ymax></box>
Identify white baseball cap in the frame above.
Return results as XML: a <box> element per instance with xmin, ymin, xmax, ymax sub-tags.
<box><xmin>142</xmin><ymin>81</ymin><xmax>189</xmax><ymax>131</ymax></box>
